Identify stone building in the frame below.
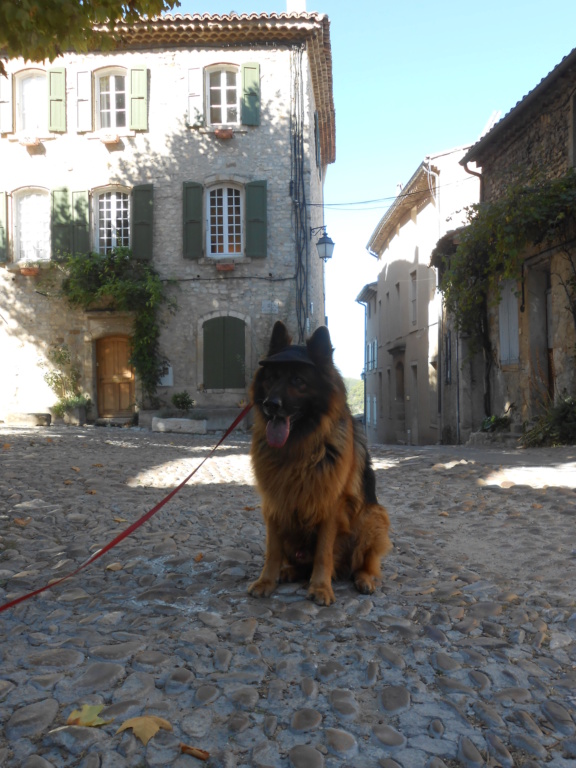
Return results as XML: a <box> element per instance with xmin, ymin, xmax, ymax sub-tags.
<box><xmin>457</xmin><ymin>47</ymin><xmax>576</xmax><ymax>431</ymax></box>
<box><xmin>0</xmin><ymin>9</ymin><xmax>335</xmax><ymax>424</ymax></box>
<box><xmin>359</xmin><ymin>148</ymin><xmax>479</xmax><ymax>445</ymax></box>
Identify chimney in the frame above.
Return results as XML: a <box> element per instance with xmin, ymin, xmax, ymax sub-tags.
<box><xmin>287</xmin><ymin>1</ymin><xmax>307</xmax><ymax>12</ymax></box>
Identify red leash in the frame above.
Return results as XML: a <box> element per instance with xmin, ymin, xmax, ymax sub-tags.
<box><xmin>0</xmin><ymin>403</ymin><xmax>253</xmax><ymax>615</ymax></box>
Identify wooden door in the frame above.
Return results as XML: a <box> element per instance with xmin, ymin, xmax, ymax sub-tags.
<box><xmin>96</xmin><ymin>336</ymin><xmax>135</xmax><ymax>418</ymax></box>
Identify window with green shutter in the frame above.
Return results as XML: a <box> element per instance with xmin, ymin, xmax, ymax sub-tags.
<box><xmin>51</xmin><ymin>187</ymin><xmax>72</xmax><ymax>258</ymax></box>
<box><xmin>72</xmin><ymin>191</ymin><xmax>90</xmax><ymax>255</ymax></box>
<box><xmin>203</xmin><ymin>316</ymin><xmax>246</xmax><ymax>389</ymax></box>
<box><xmin>131</xmin><ymin>184</ymin><xmax>153</xmax><ymax>260</ymax></box>
<box><xmin>0</xmin><ymin>75</ymin><xmax>14</xmax><ymax>134</ymax></box>
<box><xmin>245</xmin><ymin>180</ymin><xmax>267</xmax><ymax>258</ymax></box>
<box><xmin>183</xmin><ymin>181</ymin><xmax>203</xmax><ymax>259</ymax></box>
<box><xmin>48</xmin><ymin>67</ymin><xmax>66</xmax><ymax>132</ymax></box>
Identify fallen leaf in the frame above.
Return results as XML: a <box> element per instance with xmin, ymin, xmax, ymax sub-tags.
<box><xmin>63</xmin><ymin>480</ymin><xmax>74</xmax><ymax>485</ymax></box>
<box><xmin>86</xmin><ymin>490</ymin><xmax>97</xmax><ymax>495</ymax></box>
<box><xmin>13</xmin><ymin>517</ymin><xmax>31</xmax><ymax>527</ymax></box>
<box><xmin>92</xmin><ymin>463</ymin><xmax>103</xmax><ymax>467</ymax></box>
<box><xmin>116</xmin><ymin>715</ymin><xmax>172</xmax><ymax>745</ymax></box>
<box><xmin>180</xmin><ymin>743</ymin><xmax>210</xmax><ymax>761</ymax></box>
<box><xmin>194</xmin><ymin>553</ymin><xmax>204</xmax><ymax>562</ymax></box>
<box><xmin>106</xmin><ymin>562</ymin><xmax>123</xmax><ymax>571</ymax></box>
<box><xmin>244</xmin><ymin>506</ymin><xmax>256</xmax><ymax>511</ymax></box>
<box><xmin>113</xmin><ymin>516</ymin><xmax>128</xmax><ymax>523</ymax></box>
<box><xmin>2</xmin><ymin>443</ymin><xmax>11</xmax><ymax>450</ymax></box>
<box><xmin>46</xmin><ymin>438</ymin><xmax>53</xmax><ymax>444</ymax></box>
<box><xmin>71</xmin><ymin>466</ymin><xmax>80</xmax><ymax>472</ymax></box>
<box><xmin>67</xmin><ymin>704</ymin><xmax>112</xmax><ymax>727</ymax></box>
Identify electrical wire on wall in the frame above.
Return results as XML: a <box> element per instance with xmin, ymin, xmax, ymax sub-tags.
<box><xmin>290</xmin><ymin>45</ymin><xmax>310</xmax><ymax>343</ymax></box>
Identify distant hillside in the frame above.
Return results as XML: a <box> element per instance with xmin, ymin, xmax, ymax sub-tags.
<box><xmin>344</xmin><ymin>378</ymin><xmax>364</xmax><ymax>416</ymax></box>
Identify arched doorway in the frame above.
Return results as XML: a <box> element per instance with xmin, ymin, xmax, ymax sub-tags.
<box><xmin>96</xmin><ymin>335</ymin><xmax>135</xmax><ymax>418</ymax></box>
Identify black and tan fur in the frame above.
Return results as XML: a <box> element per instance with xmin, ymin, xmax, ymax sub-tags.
<box><xmin>248</xmin><ymin>321</ymin><xmax>391</xmax><ymax>606</ymax></box>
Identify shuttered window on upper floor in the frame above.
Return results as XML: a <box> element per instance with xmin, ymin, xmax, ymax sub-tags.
<box><xmin>187</xmin><ymin>62</ymin><xmax>260</xmax><ymax>128</ymax></box>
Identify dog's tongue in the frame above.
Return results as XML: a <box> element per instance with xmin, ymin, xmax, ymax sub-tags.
<box><xmin>266</xmin><ymin>416</ymin><xmax>290</xmax><ymax>448</ymax></box>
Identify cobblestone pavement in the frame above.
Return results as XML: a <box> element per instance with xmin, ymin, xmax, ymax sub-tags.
<box><xmin>1</xmin><ymin>425</ymin><xmax>576</xmax><ymax>768</ymax></box>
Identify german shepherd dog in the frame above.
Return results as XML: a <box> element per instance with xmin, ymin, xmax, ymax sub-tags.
<box><xmin>248</xmin><ymin>321</ymin><xmax>391</xmax><ymax>606</ymax></box>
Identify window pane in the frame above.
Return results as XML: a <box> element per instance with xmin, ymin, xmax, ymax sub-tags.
<box><xmin>98</xmin><ymin>191</ymin><xmax>129</xmax><ymax>253</ymax></box>
<box><xmin>20</xmin><ymin>74</ymin><xmax>47</xmax><ymax>133</ymax></box>
<box><xmin>16</xmin><ymin>192</ymin><xmax>50</xmax><ymax>261</ymax></box>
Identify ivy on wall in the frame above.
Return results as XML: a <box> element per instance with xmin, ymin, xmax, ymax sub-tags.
<box><xmin>44</xmin><ymin>248</ymin><xmax>171</xmax><ymax>404</ymax></box>
<box><xmin>432</xmin><ymin>168</ymin><xmax>576</xmax><ymax>346</ymax></box>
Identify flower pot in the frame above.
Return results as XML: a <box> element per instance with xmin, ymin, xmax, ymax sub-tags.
<box><xmin>19</xmin><ymin>266</ymin><xmax>40</xmax><ymax>276</ymax></box>
<box><xmin>214</xmin><ymin>128</ymin><xmax>234</xmax><ymax>140</ymax></box>
<box><xmin>216</xmin><ymin>263</ymin><xmax>235</xmax><ymax>272</ymax></box>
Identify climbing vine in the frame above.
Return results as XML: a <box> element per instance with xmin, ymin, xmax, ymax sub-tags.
<box><xmin>44</xmin><ymin>248</ymin><xmax>171</xmax><ymax>404</ymax></box>
<box><xmin>432</xmin><ymin>168</ymin><xmax>576</xmax><ymax>345</ymax></box>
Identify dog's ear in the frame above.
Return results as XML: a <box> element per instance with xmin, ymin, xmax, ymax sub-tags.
<box><xmin>267</xmin><ymin>321</ymin><xmax>292</xmax><ymax>355</ymax></box>
<box><xmin>307</xmin><ymin>326</ymin><xmax>333</xmax><ymax>367</ymax></box>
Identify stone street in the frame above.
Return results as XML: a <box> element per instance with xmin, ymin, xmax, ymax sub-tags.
<box><xmin>1</xmin><ymin>424</ymin><xmax>576</xmax><ymax>768</ymax></box>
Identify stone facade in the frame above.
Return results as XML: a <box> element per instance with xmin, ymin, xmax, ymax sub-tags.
<box><xmin>0</xmin><ymin>13</ymin><xmax>335</xmax><ymax>422</ymax></box>
<box><xmin>461</xmin><ymin>48</ymin><xmax>576</xmax><ymax>428</ymax></box>
<box><xmin>361</xmin><ymin>148</ymin><xmax>480</xmax><ymax>445</ymax></box>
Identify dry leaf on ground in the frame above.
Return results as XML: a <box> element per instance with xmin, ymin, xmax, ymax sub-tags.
<box><xmin>180</xmin><ymin>743</ymin><xmax>210</xmax><ymax>760</ymax></box>
<box><xmin>67</xmin><ymin>704</ymin><xmax>112</xmax><ymax>727</ymax></box>
<box><xmin>116</xmin><ymin>715</ymin><xmax>172</xmax><ymax>745</ymax></box>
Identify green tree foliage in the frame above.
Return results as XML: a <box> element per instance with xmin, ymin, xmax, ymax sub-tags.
<box><xmin>344</xmin><ymin>378</ymin><xmax>364</xmax><ymax>416</ymax></box>
<box><xmin>0</xmin><ymin>1</ymin><xmax>181</xmax><ymax>76</ymax></box>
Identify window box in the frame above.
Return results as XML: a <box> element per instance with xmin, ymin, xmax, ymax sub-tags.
<box><xmin>18</xmin><ymin>135</ymin><xmax>41</xmax><ymax>147</ymax></box>
<box><xmin>100</xmin><ymin>133</ymin><xmax>120</xmax><ymax>145</ymax></box>
<box><xmin>19</xmin><ymin>265</ymin><xmax>40</xmax><ymax>276</ymax></box>
<box><xmin>214</xmin><ymin>128</ymin><xmax>234</xmax><ymax>140</ymax></box>
<box><xmin>216</xmin><ymin>262</ymin><xmax>235</xmax><ymax>272</ymax></box>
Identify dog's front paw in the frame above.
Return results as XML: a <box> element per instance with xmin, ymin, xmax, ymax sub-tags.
<box><xmin>248</xmin><ymin>578</ymin><xmax>277</xmax><ymax>598</ymax></box>
<box><xmin>308</xmin><ymin>582</ymin><xmax>335</xmax><ymax>606</ymax></box>
<box><xmin>354</xmin><ymin>572</ymin><xmax>377</xmax><ymax>595</ymax></box>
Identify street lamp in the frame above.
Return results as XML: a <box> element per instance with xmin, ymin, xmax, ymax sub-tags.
<box><xmin>310</xmin><ymin>225</ymin><xmax>335</xmax><ymax>261</ymax></box>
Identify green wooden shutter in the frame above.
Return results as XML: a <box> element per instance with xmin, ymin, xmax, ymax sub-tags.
<box><xmin>129</xmin><ymin>68</ymin><xmax>148</xmax><ymax>131</ymax></box>
<box><xmin>241</xmin><ymin>62</ymin><xmax>260</xmax><ymax>126</ymax></box>
<box><xmin>48</xmin><ymin>68</ymin><xmax>66</xmax><ymax>132</ymax></box>
<box><xmin>183</xmin><ymin>181</ymin><xmax>203</xmax><ymax>260</ymax></box>
<box><xmin>223</xmin><ymin>317</ymin><xmax>245</xmax><ymax>388</ymax></box>
<box><xmin>0</xmin><ymin>192</ymin><xmax>7</xmax><ymax>263</ymax></box>
<box><xmin>72</xmin><ymin>191</ymin><xmax>90</xmax><ymax>255</ymax></box>
<box><xmin>204</xmin><ymin>317</ymin><xmax>225</xmax><ymax>388</ymax></box>
<box><xmin>51</xmin><ymin>187</ymin><xmax>72</xmax><ymax>259</ymax></box>
<box><xmin>132</xmin><ymin>184</ymin><xmax>153</xmax><ymax>261</ymax></box>
<box><xmin>0</xmin><ymin>74</ymin><xmax>14</xmax><ymax>134</ymax></box>
<box><xmin>245</xmin><ymin>180</ymin><xmax>267</xmax><ymax>258</ymax></box>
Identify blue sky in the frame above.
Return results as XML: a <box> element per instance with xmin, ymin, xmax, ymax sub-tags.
<box><xmin>175</xmin><ymin>0</ymin><xmax>576</xmax><ymax>377</ymax></box>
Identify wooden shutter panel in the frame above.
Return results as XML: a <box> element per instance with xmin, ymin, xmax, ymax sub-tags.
<box><xmin>51</xmin><ymin>187</ymin><xmax>72</xmax><ymax>259</ymax></box>
<box><xmin>183</xmin><ymin>181</ymin><xmax>203</xmax><ymax>260</ymax></box>
<box><xmin>204</xmin><ymin>317</ymin><xmax>224</xmax><ymax>388</ymax></box>
<box><xmin>0</xmin><ymin>74</ymin><xmax>14</xmax><ymax>134</ymax></box>
<box><xmin>187</xmin><ymin>67</ymin><xmax>204</xmax><ymax>127</ymax></box>
<box><xmin>129</xmin><ymin>68</ymin><xmax>148</xmax><ymax>131</ymax></box>
<box><xmin>223</xmin><ymin>317</ymin><xmax>245</xmax><ymax>388</ymax></box>
<box><xmin>131</xmin><ymin>184</ymin><xmax>154</xmax><ymax>261</ymax></box>
<box><xmin>48</xmin><ymin>68</ymin><xmax>66</xmax><ymax>132</ymax></box>
<box><xmin>77</xmin><ymin>71</ymin><xmax>93</xmax><ymax>132</ymax></box>
<box><xmin>0</xmin><ymin>192</ymin><xmax>7</xmax><ymax>262</ymax></box>
<box><xmin>245</xmin><ymin>180</ymin><xmax>267</xmax><ymax>258</ymax></box>
<box><xmin>241</xmin><ymin>62</ymin><xmax>260</xmax><ymax>126</ymax></box>
<box><xmin>72</xmin><ymin>191</ymin><xmax>90</xmax><ymax>255</ymax></box>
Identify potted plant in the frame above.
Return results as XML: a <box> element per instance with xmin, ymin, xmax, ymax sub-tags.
<box><xmin>19</xmin><ymin>261</ymin><xmax>40</xmax><ymax>276</ymax></box>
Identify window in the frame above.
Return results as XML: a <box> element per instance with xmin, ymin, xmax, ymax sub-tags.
<box><xmin>372</xmin><ymin>396</ymin><xmax>377</xmax><ymax>426</ymax></box>
<box><xmin>208</xmin><ymin>67</ymin><xmax>239</xmax><ymax>125</ymax></box>
<box><xmin>499</xmin><ymin>280</ymin><xmax>520</xmax><ymax>365</ymax></box>
<box><xmin>182</xmin><ymin>180</ymin><xmax>267</xmax><ymax>260</ymax></box>
<box><xmin>13</xmin><ymin>189</ymin><xmax>50</xmax><ymax>261</ymax></box>
<box><xmin>410</xmin><ymin>270</ymin><xmax>417</xmax><ymax>325</ymax></box>
<box><xmin>188</xmin><ymin>63</ymin><xmax>260</xmax><ymax>128</ymax></box>
<box><xmin>208</xmin><ymin>186</ymin><xmax>242</xmax><ymax>257</ymax></box>
<box><xmin>96</xmin><ymin>191</ymin><xmax>130</xmax><ymax>253</ymax></box>
<box><xmin>16</xmin><ymin>71</ymin><xmax>47</xmax><ymax>134</ymax></box>
<box><xmin>97</xmin><ymin>71</ymin><xmax>127</xmax><ymax>130</ymax></box>
<box><xmin>203</xmin><ymin>316</ymin><xmax>246</xmax><ymax>389</ymax></box>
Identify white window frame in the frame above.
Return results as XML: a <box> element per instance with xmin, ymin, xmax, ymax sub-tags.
<box><xmin>206</xmin><ymin>65</ymin><xmax>240</xmax><ymax>126</ymax></box>
<box><xmin>15</xmin><ymin>69</ymin><xmax>47</xmax><ymax>136</ymax></box>
<box><xmin>96</xmin><ymin>68</ymin><xmax>128</xmax><ymax>131</ymax></box>
<box><xmin>206</xmin><ymin>184</ymin><xmax>244</xmax><ymax>259</ymax></box>
<box><xmin>94</xmin><ymin>187</ymin><xmax>131</xmax><ymax>254</ymax></box>
<box><xmin>13</xmin><ymin>187</ymin><xmax>51</xmax><ymax>262</ymax></box>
